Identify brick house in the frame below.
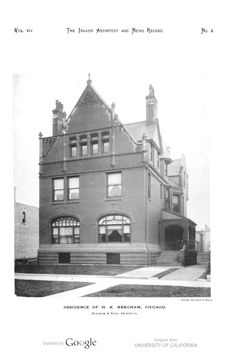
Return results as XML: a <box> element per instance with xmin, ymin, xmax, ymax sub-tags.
<box><xmin>38</xmin><ymin>76</ymin><xmax>196</xmax><ymax>265</ymax></box>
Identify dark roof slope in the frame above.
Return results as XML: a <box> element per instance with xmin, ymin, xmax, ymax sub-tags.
<box><xmin>125</xmin><ymin>120</ymin><xmax>162</xmax><ymax>150</ymax></box>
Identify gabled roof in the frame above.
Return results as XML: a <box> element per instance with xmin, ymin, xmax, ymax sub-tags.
<box><xmin>124</xmin><ymin>120</ymin><xmax>162</xmax><ymax>151</ymax></box>
<box><xmin>67</xmin><ymin>79</ymin><xmax>112</xmax><ymax>122</ymax></box>
<box><xmin>168</xmin><ymin>154</ymin><xmax>187</xmax><ymax>175</ymax></box>
<box><xmin>168</xmin><ymin>159</ymin><xmax>182</xmax><ymax>176</ymax></box>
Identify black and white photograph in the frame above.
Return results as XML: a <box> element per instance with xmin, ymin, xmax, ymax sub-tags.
<box><xmin>14</xmin><ymin>72</ymin><xmax>210</xmax><ymax>299</ymax></box>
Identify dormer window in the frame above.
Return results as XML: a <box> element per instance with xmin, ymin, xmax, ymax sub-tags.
<box><xmin>80</xmin><ymin>135</ymin><xmax>88</xmax><ymax>156</ymax></box>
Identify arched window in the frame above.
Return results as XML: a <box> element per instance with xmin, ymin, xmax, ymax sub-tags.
<box><xmin>98</xmin><ymin>215</ymin><xmax>131</xmax><ymax>243</ymax></box>
<box><xmin>51</xmin><ymin>216</ymin><xmax>80</xmax><ymax>244</ymax></box>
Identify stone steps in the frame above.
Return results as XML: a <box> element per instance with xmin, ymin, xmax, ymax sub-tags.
<box><xmin>154</xmin><ymin>250</ymin><xmax>180</xmax><ymax>265</ymax></box>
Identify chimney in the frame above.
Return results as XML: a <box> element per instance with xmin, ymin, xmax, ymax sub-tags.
<box><xmin>146</xmin><ymin>84</ymin><xmax>157</xmax><ymax>123</ymax></box>
<box><xmin>52</xmin><ymin>100</ymin><xmax>67</xmax><ymax>136</ymax></box>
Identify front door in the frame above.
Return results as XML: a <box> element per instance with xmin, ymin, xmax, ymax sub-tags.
<box><xmin>164</xmin><ymin>225</ymin><xmax>184</xmax><ymax>250</ymax></box>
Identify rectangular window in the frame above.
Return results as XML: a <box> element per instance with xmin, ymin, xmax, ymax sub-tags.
<box><xmin>165</xmin><ymin>188</ymin><xmax>170</xmax><ymax>209</ymax></box>
<box><xmin>157</xmin><ymin>152</ymin><xmax>160</xmax><ymax>169</ymax></box>
<box><xmin>160</xmin><ymin>183</ymin><xmax>163</xmax><ymax>199</ymax></box>
<box><xmin>60</xmin><ymin>227</ymin><xmax>73</xmax><ymax>244</ymax></box>
<box><xmin>106</xmin><ymin>253</ymin><xmax>120</xmax><ymax>264</ymax></box>
<box><xmin>148</xmin><ymin>173</ymin><xmax>151</xmax><ymax>199</ymax></box>
<box><xmin>165</xmin><ymin>164</ymin><xmax>168</xmax><ymax>177</ymax></box>
<box><xmin>107</xmin><ymin>172</ymin><xmax>122</xmax><ymax>197</ymax></box>
<box><xmin>172</xmin><ymin>194</ymin><xmax>181</xmax><ymax>212</ymax></box>
<box><xmin>69</xmin><ymin>137</ymin><xmax>77</xmax><ymax>157</ymax></box>
<box><xmin>53</xmin><ymin>178</ymin><xmax>64</xmax><ymax>201</ymax></box>
<box><xmin>58</xmin><ymin>252</ymin><xmax>70</xmax><ymax>264</ymax></box>
<box><xmin>74</xmin><ymin>227</ymin><xmax>80</xmax><ymax>243</ymax></box>
<box><xmin>91</xmin><ymin>134</ymin><xmax>98</xmax><ymax>155</ymax></box>
<box><xmin>80</xmin><ymin>135</ymin><xmax>88</xmax><ymax>156</ymax></box>
<box><xmin>102</xmin><ymin>132</ymin><xmax>110</xmax><ymax>153</ymax></box>
<box><xmin>149</xmin><ymin>143</ymin><xmax>154</xmax><ymax>164</ymax></box>
<box><xmin>22</xmin><ymin>211</ymin><xmax>26</xmax><ymax>224</ymax></box>
<box><xmin>68</xmin><ymin>177</ymin><xmax>79</xmax><ymax>200</ymax></box>
<box><xmin>52</xmin><ymin>228</ymin><xmax>59</xmax><ymax>243</ymax></box>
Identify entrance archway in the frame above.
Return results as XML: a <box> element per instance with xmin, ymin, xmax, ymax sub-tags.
<box><xmin>164</xmin><ymin>225</ymin><xmax>184</xmax><ymax>250</ymax></box>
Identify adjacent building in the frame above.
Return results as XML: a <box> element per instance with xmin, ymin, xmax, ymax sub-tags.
<box><xmin>38</xmin><ymin>77</ymin><xmax>196</xmax><ymax>265</ymax></box>
<box><xmin>15</xmin><ymin>202</ymin><xmax>39</xmax><ymax>261</ymax></box>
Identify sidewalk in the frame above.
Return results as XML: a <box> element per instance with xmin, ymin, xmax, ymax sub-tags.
<box><xmin>159</xmin><ymin>265</ymin><xmax>207</xmax><ymax>281</ymax></box>
<box><xmin>15</xmin><ymin>265</ymin><xmax>210</xmax><ymax>298</ymax></box>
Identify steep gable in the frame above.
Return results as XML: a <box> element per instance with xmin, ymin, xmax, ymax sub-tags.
<box><xmin>66</xmin><ymin>79</ymin><xmax>113</xmax><ymax>134</ymax></box>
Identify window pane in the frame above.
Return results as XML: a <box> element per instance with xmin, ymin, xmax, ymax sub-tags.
<box><xmin>53</xmin><ymin>228</ymin><xmax>59</xmax><ymax>235</ymax></box>
<box><xmin>108</xmin><ymin>173</ymin><xmax>121</xmax><ymax>185</ymax></box>
<box><xmin>54</xmin><ymin>190</ymin><xmax>64</xmax><ymax>201</ymax></box>
<box><xmin>123</xmin><ymin>217</ymin><xmax>131</xmax><ymax>224</ymax></box>
<box><xmin>60</xmin><ymin>227</ymin><xmax>73</xmax><ymax>236</ymax></box>
<box><xmin>54</xmin><ymin>179</ymin><xmax>64</xmax><ymax>190</ymax></box>
<box><xmin>108</xmin><ymin>185</ymin><xmax>121</xmax><ymax>197</ymax></box>
<box><xmin>124</xmin><ymin>233</ymin><xmax>131</xmax><ymax>242</ymax></box>
<box><xmin>74</xmin><ymin>236</ymin><xmax>80</xmax><ymax>244</ymax></box>
<box><xmin>81</xmin><ymin>145</ymin><xmax>87</xmax><ymax>155</ymax></box>
<box><xmin>100</xmin><ymin>234</ymin><xmax>106</xmax><ymax>242</ymax></box>
<box><xmin>103</xmin><ymin>141</ymin><xmax>109</xmax><ymax>153</ymax></box>
<box><xmin>107</xmin><ymin>225</ymin><xmax>122</xmax><ymax>231</ymax></box>
<box><xmin>173</xmin><ymin>195</ymin><xmax>179</xmax><ymax>204</ymax></box>
<box><xmin>74</xmin><ymin>227</ymin><xmax>80</xmax><ymax>235</ymax></box>
<box><xmin>69</xmin><ymin>177</ymin><xmax>79</xmax><ymax>188</ymax></box>
<box><xmin>92</xmin><ymin>143</ymin><xmax>98</xmax><ymax>154</ymax></box>
<box><xmin>71</xmin><ymin>146</ymin><xmax>77</xmax><ymax>157</ymax></box>
<box><xmin>123</xmin><ymin>225</ymin><xmax>130</xmax><ymax>233</ymax></box>
<box><xmin>99</xmin><ymin>226</ymin><xmax>106</xmax><ymax>234</ymax></box>
<box><xmin>69</xmin><ymin>189</ymin><xmax>79</xmax><ymax>200</ymax></box>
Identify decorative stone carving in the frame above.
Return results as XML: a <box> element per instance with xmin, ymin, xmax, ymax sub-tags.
<box><xmin>78</xmin><ymin>86</ymin><xmax>100</xmax><ymax>106</ymax></box>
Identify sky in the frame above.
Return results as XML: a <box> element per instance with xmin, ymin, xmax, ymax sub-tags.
<box><xmin>11</xmin><ymin>1</ymin><xmax>213</xmax><ymax>230</ymax></box>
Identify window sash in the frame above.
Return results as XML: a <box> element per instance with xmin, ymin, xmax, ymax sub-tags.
<box><xmin>51</xmin><ymin>217</ymin><xmax>80</xmax><ymax>244</ymax></box>
<box><xmin>103</xmin><ymin>141</ymin><xmax>109</xmax><ymax>153</ymax></box>
<box><xmin>81</xmin><ymin>144</ymin><xmax>87</xmax><ymax>156</ymax></box>
<box><xmin>70</xmin><ymin>145</ymin><xmax>77</xmax><ymax>157</ymax></box>
<box><xmin>91</xmin><ymin>142</ymin><xmax>98</xmax><ymax>154</ymax></box>
<box><xmin>98</xmin><ymin>215</ymin><xmax>131</xmax><ymax>243</ymax></box>
<box><xmin>54</xmin><ymin>179</ymin><xmax>64</xmax><ymax>190</ymax></box>
<box><xmin>69</xmin><ymin>177</ymin><xmax>79</xmax><ymax>188</ymax></box>
<box><xmin>108</xmin><ymin>173</ymin><xmax>121</xmax><ymax>185</ymax></box>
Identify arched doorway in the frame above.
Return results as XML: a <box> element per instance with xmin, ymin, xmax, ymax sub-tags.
<box><xmin>164</xmin><ymin>225</ymin><xmax>184</xmax><ymax>250</ymax></box>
